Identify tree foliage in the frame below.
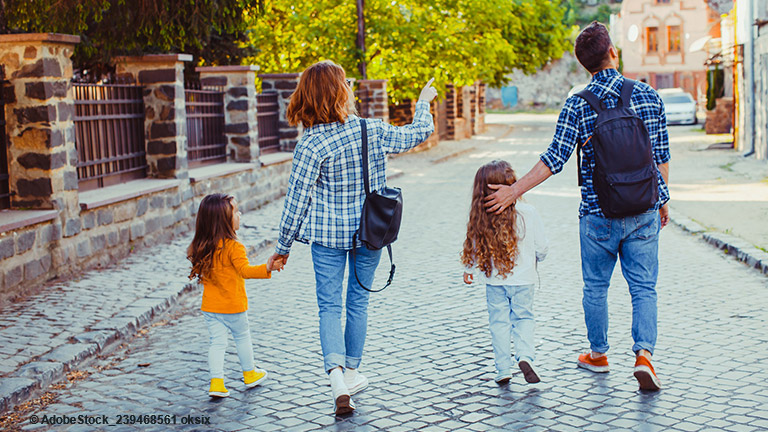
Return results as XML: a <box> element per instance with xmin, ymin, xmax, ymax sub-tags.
<box><xmin>1</xmin><ymin>0</ymin><xmax>256</xmax><ymax>72</ymax></box>
<box><xmin>245</xmin><ymin>0</ymin><xmax>570</xmax><ymax>102</ymax></box>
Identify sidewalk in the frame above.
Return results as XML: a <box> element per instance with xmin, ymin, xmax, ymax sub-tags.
<box><xmin>665</xmin><ymin>126</ymin><xmax>768</xmax><ymax>274</ymax></box>
<box><xmin>0</xmin><ymin>125</ymin><xmax>507</xmax><ymax>416</ymax></box>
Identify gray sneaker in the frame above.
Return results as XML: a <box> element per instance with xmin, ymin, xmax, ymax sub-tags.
<box><xmin>494</xmin><ymin>370</ymin><xmax>512</xmax><ymax>384</ymax></box>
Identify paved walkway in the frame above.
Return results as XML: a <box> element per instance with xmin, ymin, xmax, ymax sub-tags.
<box><xmin>3</xmin><ymin>116</ymin><xmax>768</xmax><ymax>431</ymax></box>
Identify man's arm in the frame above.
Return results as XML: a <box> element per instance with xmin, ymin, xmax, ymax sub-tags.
<box><xmin>484</xmin><ymin>161</ymin><xmax>553</xmax><ymax>214</ymax></box>
<box><xmin>485</xmin><ymin>97</ymin><xmax>581</xmax><ymax>214</ymax></box>
<box><xmin>658</xmin><ymin>162</ymin><xmax>669</xmax><ymax>228</ymax></box>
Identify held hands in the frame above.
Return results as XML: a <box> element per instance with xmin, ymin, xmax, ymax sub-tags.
<box><xmin>463</xmin><ymin>272</ymin><xmax>474</xmax><ymax>285</ymax></box>
<box><xmin>267</xmin><ymin>253</ymin><xmax>289</xmax><ymax>272</ymax></box>
<box><xmin>484</xmin><ymin>183</ymin><xmax>519</xmax><ymax>214</ymax></box>
<box><xmin>418</xmin><ymin>78</ymin><xmax>438</xmax><ymax>103</ymax></box>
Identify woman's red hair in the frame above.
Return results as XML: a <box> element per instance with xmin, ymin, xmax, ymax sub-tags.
<box><xmin>287</xmin><ymin>60</ymin><xmax>356</xmax><ymax>128</ymax></box>
<box><xmin>461</xmin><ymin>161</ymin><xmax>522</xmax><ymax>278</ymax></box>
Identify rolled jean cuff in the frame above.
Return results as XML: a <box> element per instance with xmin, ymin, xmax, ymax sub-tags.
<box><xmin>324</xmin><ymin>353</ymin><xmax>346</xmax><ymax>374</ymax></box>
<box><xmin>632</xmin><ymin>343</ymin><xmax>654</xmax><ymax>356</ymax></box>
<box><xmin>590</xmin><ymin>343</ymin><xmax>610</xmax><ymax>354</ymax></box>
<box><xmin>345</xmin><ymin>356</ymin><xmax>362</xmax><ymax>370</ymax></box>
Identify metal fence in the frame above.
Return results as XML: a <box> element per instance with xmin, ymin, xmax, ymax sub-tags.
<box><xmin>256</xmin><ymin>92</ymin><xmax>280</xmax><ymax>154</ymax></box>
<box><xmin>185</xmin><ymin>84</ymin><xmax>226</xmax><ymax>166</ymax></box>
<box><xmin>73</xmin><ymin>84</ymin><xmax>147</xmax><ymax>192</ymax></box>
<box><xmin>0</xmin><ymin>79</ymin><xmax>9</xmax><ymax>209</ymax></box>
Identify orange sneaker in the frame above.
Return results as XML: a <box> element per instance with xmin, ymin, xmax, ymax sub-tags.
<box><xmin>577</xmin><ymin>352</ymin><xmax>610</xmax><ymax>373</ymax></box>
<box><xmin>634</xmin><ymin>355</ymin><xmax>661</xmax><ymax>391</ymax></box>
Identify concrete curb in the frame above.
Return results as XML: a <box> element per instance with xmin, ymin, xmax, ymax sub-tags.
<box><xmin>0</xmin><ymin>242</ymin><xmax>272</xmax><ymax>415</ymax></box>
<box><xmin>670</xmin><ymin>211</ymin><xmax>768</xmax><ymax>276</ymax></box>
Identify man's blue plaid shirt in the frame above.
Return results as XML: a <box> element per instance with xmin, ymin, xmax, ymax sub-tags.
<box><xmin>276</xmin><ymin>101</ymin><xmax>434</xmax><ymax>254</ymax></box>
<box><xmin>539</xmin><ymin>68</ymin><xmax>671</xmax><ymax>218</ymax></box>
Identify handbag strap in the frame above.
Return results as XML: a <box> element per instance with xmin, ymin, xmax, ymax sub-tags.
<box><xmin>352</xmin><ymin>232</ymin><xmax>396</xmax><ymax>293</ymax></box>
<box><xmin>352</xmin><ymin>118</ymin><xmax>395</xmax><ymax>293</ymax></box>
<box><xmin>361</xmin><ymin>119</ymin><xmax>371</xmax><ymax>196</ymax></box>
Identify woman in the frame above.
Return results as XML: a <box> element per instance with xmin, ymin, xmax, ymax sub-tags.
<box><xmin>269</xmin><ymin>60</ymin><xmax>437</xmax><ymax>415</ymax></box>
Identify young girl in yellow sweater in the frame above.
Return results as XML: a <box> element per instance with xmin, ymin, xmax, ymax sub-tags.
<box><xmin>188</xmin><ymin>193</ymin><xmax>281</xmax><ymax>397</ymax></box>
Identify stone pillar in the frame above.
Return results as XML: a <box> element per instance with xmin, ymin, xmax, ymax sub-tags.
<box><xmin>0</xmin><ymin>33</ymin><xmax>80</xmax><ymax>211</ymax></box>
<box><xmin>357</xmin><ymin>79</ymin><xmax>389</xmax><ymax>122</ymax></box>
<box><xmin>259</xmin><ymin>73</ymin><xmax>301</xmax><ymax>151</ymax></box>
<box><xmin>197</xmin><ymin>65</ymin><xmax>259</xmax><ymax>162</ymax></box>
<box><xmin>115</xmin><ymin>54</ymin><xmax>191</xmax><ymax>179</ymax></box>
<box><xmin>469</xmin><ymin>83</ymin><xmax>478</xmax><ymax>135</ymax></box>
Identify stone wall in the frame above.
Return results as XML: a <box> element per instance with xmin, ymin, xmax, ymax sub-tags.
<box><xmin>0</xmin><ymin>37</ymin><xmax>294</xmax><ymax>307</ymax></box>
<box><xmin>259</xmin><ymin>74</ymin><xmax>301</xmax><ymax>151</ymax></box>
<box><xmin>0</xmin><ymin>162</ymin><xmax>290</xmax><ymax>307</ymax></box>
<box><xmin>198</xmin><ymin>66</ymin><xmax>260</xmax><ymax>162</ymax></box>
<box><xmin>486</xmin><ymin>52</ymin><xmax>591</xmax><ymax>110</ymax></box>
<box><xmin>754</xmin><ymin>32</ymin><xmax>768</xmax><ymax>160</ymax></box>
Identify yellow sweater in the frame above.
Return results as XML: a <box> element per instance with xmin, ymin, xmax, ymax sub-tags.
<box><xmin>201</xmin><ymin>239</ymin><xmax>271</xmax><ymax>314</ymax></box>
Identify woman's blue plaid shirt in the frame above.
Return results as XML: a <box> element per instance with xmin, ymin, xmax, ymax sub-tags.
<box><xmin>539</xmin><ymin>69</ymin><xmax>671</xmax><ymax>217</ymax></box>
<box><xmin>276</xmin><ymin>101</ymin><xmax>434</xmax><ymax>254</ymax></box>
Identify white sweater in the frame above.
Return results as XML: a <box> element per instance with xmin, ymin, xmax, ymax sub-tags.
<box><xmin>465</xmin><ymin>202</ymin><xmax>549</xmax><ymax>286</ymax></box>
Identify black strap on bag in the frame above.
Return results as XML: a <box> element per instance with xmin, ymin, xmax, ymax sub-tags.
<box><xmin>352</xmin><ymin>119</ymin><xmax>401</xmax><ymax>292</ymax></box>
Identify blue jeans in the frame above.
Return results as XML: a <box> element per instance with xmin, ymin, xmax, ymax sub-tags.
<box><xmin>486</xmin><ymin>284</ymin><xmax>536</xmax><ymax>374</ymax></box>
<box><xmin>202</xmin><ymin>311</ymin><xmax>255</xmax><ymax>379</ymax></box>
<box><xmin>311</xmin><ymin>243</ymin><xmax>382</xmax><ymax>373</ymax></box>
<box><xmin>579</xmin><ymin>210</ymin><xmax>660</xmax><ymax>355</ymax></box>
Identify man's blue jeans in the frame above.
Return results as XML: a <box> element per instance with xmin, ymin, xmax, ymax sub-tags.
<box><xmin>579</xmin><ymin>210</ymin><xmax>660</xmax><ymax>355</ymax></box>
<box><xmin>311</xmin><ymin>243</ymin><xmax>382</xmax><ymax>373</ymax></box>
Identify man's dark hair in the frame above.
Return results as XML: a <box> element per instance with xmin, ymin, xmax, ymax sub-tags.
<box><xmin>574</xmin><ymin>21</ymin><xmax>613</xmax><ymax>73</ymax></box>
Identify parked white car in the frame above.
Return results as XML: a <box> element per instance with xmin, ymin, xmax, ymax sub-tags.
<box><xmin>658</xmin><ymin>89</ymin><xmax>698</xmax><ymax>125</ymax></box>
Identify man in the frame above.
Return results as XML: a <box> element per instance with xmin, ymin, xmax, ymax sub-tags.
<box><xmin>484</xmin><ymin>21</ymin><xmax>670</xmax><ymax>391</ymax></box>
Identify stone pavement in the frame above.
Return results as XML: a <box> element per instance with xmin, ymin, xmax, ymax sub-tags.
<box><xmin>4</xmin><ymin>115</ymin><xmax>768</xmax><ymax>431</ymax></box>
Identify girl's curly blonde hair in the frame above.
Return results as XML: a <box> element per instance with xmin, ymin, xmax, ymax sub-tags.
<box><xmin>461</xmin><ymin>160</ymin><xmax>522</xmax><ymax>278</ymax></box>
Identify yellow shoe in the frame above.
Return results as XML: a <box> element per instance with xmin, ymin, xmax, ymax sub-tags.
<box><xmin>243</xmin><ymin>369</ymin><xmax>268</xmax><ymax>388</ymax></box>
<box><xmin>209</xmin><ymin>378</ymin><xmax>230</xmax><ymax>397</ymax></box>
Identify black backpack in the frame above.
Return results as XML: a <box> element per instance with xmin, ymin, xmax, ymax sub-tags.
<box><xmin>575</xmin><ymin>78</ymin><xmax>659</xmax><ymax>218</ymax></box>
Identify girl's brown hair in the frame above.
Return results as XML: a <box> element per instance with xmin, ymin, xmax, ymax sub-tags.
<box><xmin>187</xmin><ymin>193</ymin><xmax>237</xmax><ymax>282</ymax></box>
<box><xmin>461</xmin><ymin>161</ymin><xmax>522</xmax><ymax>278</ymax></box>
<box><xmin>286</xmin><ymin>60</ymin><xmax>356</xmax><ymax>128</ymax></box>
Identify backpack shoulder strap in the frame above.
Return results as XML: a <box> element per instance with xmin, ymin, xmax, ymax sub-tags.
<box><xmin>575</xmin><ymin>88</ymin><xmax>605</xmax><ymax>113</ymax></box>
<box><xmin>619</xmin><ymin>78</ymin><xmax>636</xmax><ymax>109</ymax></box>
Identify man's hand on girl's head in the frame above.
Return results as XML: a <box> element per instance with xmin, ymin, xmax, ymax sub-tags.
<box><xmin>484</xmin><ymin>184</ymin><xmax>519</xmax><ymax>214</ymax></box>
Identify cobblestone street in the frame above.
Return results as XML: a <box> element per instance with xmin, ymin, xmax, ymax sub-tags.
<box><xmin>11</xmin><ymin>116</ymin><xmax>768</xmax><ymax>431</ymax></box>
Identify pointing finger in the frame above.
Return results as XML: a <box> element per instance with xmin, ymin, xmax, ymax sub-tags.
<box><xmin>425</xmin><ymin>77</ymin><xmax>435</xmax><ymax>88</ymax></box>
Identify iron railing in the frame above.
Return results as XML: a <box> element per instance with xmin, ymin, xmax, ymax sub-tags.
<box><xmin>256</xmin><ymin>92</ymin><xmax>280</xmax><ymax>154</ymax></box>
<box><xmin>73</xmin><ymin>84</ymin><xmax>147</xmax><ymax>192</ymax></box>
<box><xmin>185</xmin><ymin>84</ymin><xmax>226</xmax><ymax>166</ymax></box>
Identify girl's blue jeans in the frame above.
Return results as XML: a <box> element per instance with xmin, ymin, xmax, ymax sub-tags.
<box><xmin>202</xmin><ymin>311</ymin><xmax>255</xmax><ymax>379</ymax></box>
<box><xmin>486</xmin><ymin>283</ymin><xmax>536</xmax><ymax>375</ymax></box>
<box><xmin>311</xmin><ymin>242</ymin><xmax>382</xmax><ymax>374</ymax></box>
<box><xmin>579</xmin><ymin>210</ymin><xmax>660</xmax><ymax>355</ymax></box>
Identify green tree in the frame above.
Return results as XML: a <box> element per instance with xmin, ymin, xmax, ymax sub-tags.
<box><xmin>245</xmin><ymin>0</ymin><xmax>570</xmax><ymax>102</ymax></box>
<box><xmin>1</xmin><ymin>0</ymin><xmax>256</xmax><ymax>72</ymax></box>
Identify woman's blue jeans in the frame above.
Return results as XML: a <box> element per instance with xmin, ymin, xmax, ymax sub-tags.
<box><xmin>311</xmin><ymin>243</ymin><xmax>382</xmax><ymax>374</ymax></box>
<box><xmin>202</xmin><ymin>311</ymin><xmax>255</xmax><ymax>379</ymax></box>
<box><xmin>579</xmin><ymin>210</ymin><xmax>660</xmax><ymax>355</ymax></box>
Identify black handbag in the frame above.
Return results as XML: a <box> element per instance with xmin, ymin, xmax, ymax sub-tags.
<box><xmin>351</xmin><ymin>119</ymin><xmax>401</xmax><ymax>292</ymax></box>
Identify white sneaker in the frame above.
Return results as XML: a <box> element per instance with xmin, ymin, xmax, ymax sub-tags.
<box><xmin>330</xmin><ymin>368</ymin><xmax>355</xmax><ymax>416</ymax></box>
<box><xmin>343</xmin><ymin>369</ymin><xmax>369</xmax><ymax>395</ymax></box>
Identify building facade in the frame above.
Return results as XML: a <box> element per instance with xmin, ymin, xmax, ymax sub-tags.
<box><xmin>619</xmin><ymin>0</ymin><xmax>720</xmax><ymax>101</ymax></box>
